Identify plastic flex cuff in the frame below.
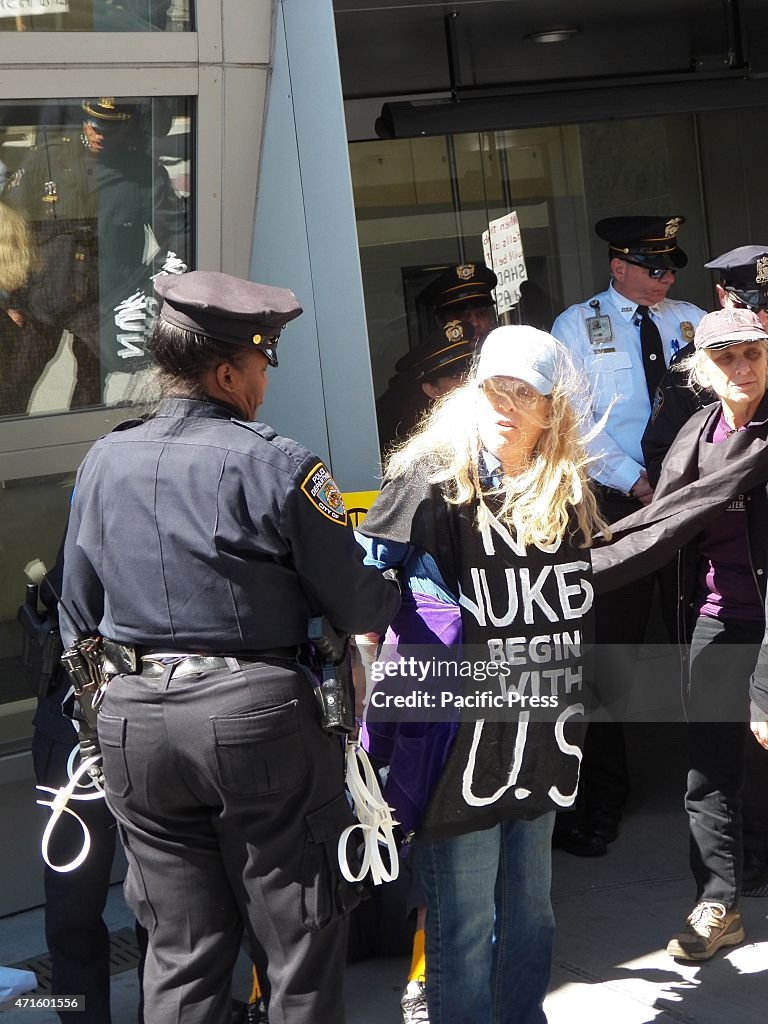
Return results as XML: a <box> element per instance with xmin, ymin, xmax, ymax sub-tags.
<box><xmin>339</xmin><ymin>740</ymin><xmax>399</xmax><ymax>886</ymax></box>
<box><xmin>36</xmin><ymin>745</ymin><xmax>105</xmax><ymax>872</ymax></box>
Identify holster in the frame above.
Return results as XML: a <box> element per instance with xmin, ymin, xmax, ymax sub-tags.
<box><xmin>298</xmin><ymin>619</ymin><xmax>356</xmax><ymax>735</ymax></box>
<box><xmin>296</xmin><ymin>643</ymin><xmax>358</xmax><ymax>733</ymax></box>
<box><xmin>60</xmin><ymin>637</ymin><xmax>114</xmax><ymax>783</ymax></box>
<box><xmin>17</xmin><ymin>604</ymin><xmax>63</xmax><ymax>698</ymax></box>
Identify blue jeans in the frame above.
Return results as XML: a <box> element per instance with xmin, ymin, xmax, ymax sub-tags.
<box><xmin>418</xmin><ymin>813</ymin><xmax>555</xmax><ymax>1024</ymax></box>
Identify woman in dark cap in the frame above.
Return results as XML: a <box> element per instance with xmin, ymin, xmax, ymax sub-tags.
<box><xmin>593</xmin><ymin>307</ymin><xmax>768</xmax><ymax>961</ymax></box>
<box><xmin>60</xmin><ymin>270</ymin><xmax>400</xmax><ymax>1024</ymax></box>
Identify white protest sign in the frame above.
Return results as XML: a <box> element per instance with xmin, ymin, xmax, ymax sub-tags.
<box><xmin>0</xmin><ymin>0</ymin><xmax>68</xmax><ymax>17</ymax></box>
<box><xmin>484</xmin><ymin>210</ymin><xmax>527</xmax><ymax>314</ymax></box>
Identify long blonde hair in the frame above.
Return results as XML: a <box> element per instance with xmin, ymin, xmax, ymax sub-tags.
<box><xmin>385</xmin><ymin>373</ymin><xmax>609</xmax><ymax>550</ymax></box>
<box><xmin>0</xmin><ymin>201</ymin><xmax>35</xmax><ymax>293</ymax></box>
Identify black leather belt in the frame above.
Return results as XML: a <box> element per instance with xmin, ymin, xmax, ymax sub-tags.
<box><xmin>102</xmin><ymin>640</ymin><xmax>299</xmax><ymax>679</ymax></box>
<box><xmin>594</xmin><ymin>483</ymin><xmax>637</xmax><ymax>505</ymax></box>
<box><xmin>140</xmin><ymin>655</ymin><xmax>234</xmax><ymax>679</ymax></box>
<box><xmin>139</xmin><ymin>648</ymin><xmax>298</xmax><ymax>679</ymax></box>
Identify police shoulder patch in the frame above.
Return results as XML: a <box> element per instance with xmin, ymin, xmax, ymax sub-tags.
<box><xmin>300</xmin><ymin>462</ymin><xmax>347</xmax><ymax>525</ymax></box>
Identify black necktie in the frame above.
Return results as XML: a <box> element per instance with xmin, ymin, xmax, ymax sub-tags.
<box><xmin>636</xmin><ymin>305</ymin><xmax>666</xmax><ymax>402</ymax></box>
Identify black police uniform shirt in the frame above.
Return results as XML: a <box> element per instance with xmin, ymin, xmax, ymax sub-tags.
<box><xmin>641</xmin><ymin>341</ymin><xmax>715</xmax><ymax>487</ymax></box>
<box><xmin>61</xmin><ymin>397</ymin><xmax>400</xmax><ymax>650</ymax></box>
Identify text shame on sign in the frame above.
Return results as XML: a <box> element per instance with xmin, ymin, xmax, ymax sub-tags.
<box><xmin>0</xmin><ymin>0</ymin><xmax>68</xmax><ymax>15</ymax></box>
<box><xmin>482</xmin><ymin>210</ymin><xmax>527</xmax><ymax>314</ymax></box>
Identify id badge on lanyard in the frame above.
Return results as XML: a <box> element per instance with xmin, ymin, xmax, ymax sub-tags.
<box><xmin>587</xmin><ymin>313</ymin><xmax>614</xmax><ymax>353</ymax></box>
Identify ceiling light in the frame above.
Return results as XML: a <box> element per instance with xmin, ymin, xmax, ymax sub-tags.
<box><xmin>525</xmin><ymin>27</ymin><xmax>579</xmax><ymax>44</ymax></box>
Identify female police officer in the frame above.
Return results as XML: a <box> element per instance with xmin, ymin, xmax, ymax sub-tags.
<box><xmin>60</xmin><ymin>271</ymin><xmax>401</xmax><ymax>1024</ymax></box>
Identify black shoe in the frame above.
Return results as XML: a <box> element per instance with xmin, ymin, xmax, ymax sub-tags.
<box><xmin>553</xmin><ymin>826</ymin><xmax>608</xmax><ymax>857</ymax></box>
<box><xmin>588</xmin><ymin>811</ymin><xmax>620</xmax><ymax>845</ymax></box>
<box><xmin>247</xmin><ymin>998</ymin><xmax>269</xmax><ymax>1024</ymax></box>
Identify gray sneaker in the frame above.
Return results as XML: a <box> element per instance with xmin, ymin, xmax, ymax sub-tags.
<box><xmin>666</xmin><ymin>901</ymin><xmax>745</xmax><ymax>961</ymax></box>
<box><xmin>401</xmin><ymin>978</ymin><xmax>429</xmax><ymax>1024</ymax></box>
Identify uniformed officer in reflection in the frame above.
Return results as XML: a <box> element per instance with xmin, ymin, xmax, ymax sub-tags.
<box><xmin>60</xmin><ymin>271</ymin><xmax>401</xmax><ymax>1024</ymax></box>
<box><xmin>2</xmin><ymin>97</ymin><xmax>184</xmax><ymax>416</ymax></box>
<box><xmin>376</xmin><ymin>318</ymin><xmax>478</xmax><ymax>452</ymax></box>
<box><xmin>417</xmin><ymin>261</ymin><xmax>498</xmax><ymax>343</ymax></box>
<box><xmin>376</xmin><ymin>262</ymin><xmax>496</xmax><ymax>455</ymax></box>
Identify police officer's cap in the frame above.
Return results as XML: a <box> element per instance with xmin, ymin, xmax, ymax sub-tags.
<box><xmin>705</xmin><ymin>245</ymin><xmax>768</xmax><ymax>310</ymax></box>
<box><xmin>155</xmin><ymin>271</ymin><xmax>302</xmax><ymax>367</ymax></box>
<box><xmin>596</xmin><ymin>215</ymin><xmax>688</xmax><ymax>270</ymax></box>
<box><xmin>395</xmin><ymin>320</ymin><xmax>477</xmax><ymax>382</ymax></box>
<box><xmin>82</xmin><ymin>97</ymin><xmax>138</xmax><ymax>133</ymax></box>
<box><xmin>417</xmin><ymin>263</ymin><xmax>498</xmax><ymax>314</ymax></box>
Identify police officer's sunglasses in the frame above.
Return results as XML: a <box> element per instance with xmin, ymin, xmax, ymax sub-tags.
<box><xmin>621</xmin><ymin>259</ymin><xmax>678</xmax><ymax>280</ymax></box>
<box><xmin>725</xmin><ymin>289</ymin><xmax>768</xmax><ymax>314</ymax></box>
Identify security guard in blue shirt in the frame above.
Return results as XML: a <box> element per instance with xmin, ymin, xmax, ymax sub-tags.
<box><xmin>550</xmin><ymin>216</ymin><xmax>706</xmax><ymax>857</ymax></box>
<box><xmin>551</xmin><ymin>216</ymin><xmax>706</xmax><ymax>498</ymax></box>
<box><xmin>60</xmin><ymin>270</ymin><xmax>401</xmax><ymax>1024</ymax></box>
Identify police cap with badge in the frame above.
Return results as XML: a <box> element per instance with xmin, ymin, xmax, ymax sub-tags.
<box><xmin>154</xmin><ymin>270</ymin><xmax>302</xmax><ymax>367</ymax></box>
<box><xmin>705</xmin><ymin>245</ymin><xmax>768</xmax><ymax>313</ymax></box>
<box><xmin>417</xmin><ymin>262</ymin><xmax>498</xmax><ymax>317</ymax></box>
<box><xmin>82</xmin><ymin>97</ymin><xmax>139</xmax><ymax>133</ymax></box>
<box><xmin>596</xmin><ymin>215</ymin><xmax>689</xmax><ymax>272</ymax></box>
<box><xmin>395</xmin><ymin>319</ymin><xmax>477</xmax><ymax>383</ymax></box>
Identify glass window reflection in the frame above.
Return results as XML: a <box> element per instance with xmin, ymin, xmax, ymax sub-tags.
<box><xmin>0</xmin><ymin>1</ymin><xmax>192</xmax><ymax>32</ymax></box>
<box><xmin>0</xmin><ymin>95</ymin><xmax>193</xmax><ymax>417</ymax></box>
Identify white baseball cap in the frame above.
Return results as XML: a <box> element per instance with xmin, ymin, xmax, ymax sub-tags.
<box><xmin>474</xmin><ymin>325</ymin><xmax>562</xmax><ymax>396</ymax></box>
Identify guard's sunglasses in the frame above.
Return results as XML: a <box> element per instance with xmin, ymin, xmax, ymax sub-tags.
<box><xmin>621</xmin><ymin>260</ymin><xmax>678</xmax><ymax>281</ymax></box>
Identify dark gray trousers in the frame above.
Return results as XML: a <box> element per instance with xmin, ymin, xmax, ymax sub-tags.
<box><xmin>98</xmin><ymin>658</ymin><xmax>355</xmax><ymax>1024</ymax></box>
<box><xmin>686</xmin><ymin>614</ymin><xmax>768</xmax><ymax>907</ymax></box>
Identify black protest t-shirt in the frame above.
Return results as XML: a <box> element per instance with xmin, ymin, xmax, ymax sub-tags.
<box><xmin>360</xmin><ymin>471</ymin><xmax>595</xmax><ymax>840</ymax></box>
<box><xmin>418</xmin><ymin>497</ymin><xmax>594</xmax><ymax>838</ymax></box>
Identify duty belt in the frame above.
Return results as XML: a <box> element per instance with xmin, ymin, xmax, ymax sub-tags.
<box><xmin>102</xmin><ymin>640</ymin><xmax>298</xmax><ymax>679</ymax></box>
<box><xmin>141</xmin><ymin>655</ymin><xmax>236</xmax><ymax>679</ymax></box>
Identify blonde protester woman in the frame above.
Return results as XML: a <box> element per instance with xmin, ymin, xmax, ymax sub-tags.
<box><xmin>356</xmin><ymin>326</ymin><xmax>608</xmax><ymax>1024</ymax></box>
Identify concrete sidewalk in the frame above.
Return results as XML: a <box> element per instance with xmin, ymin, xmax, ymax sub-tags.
<box><xmin>2</xmin><ymin>722</ymin><xmax>767</xmax><ymax>1023</ymax></box>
